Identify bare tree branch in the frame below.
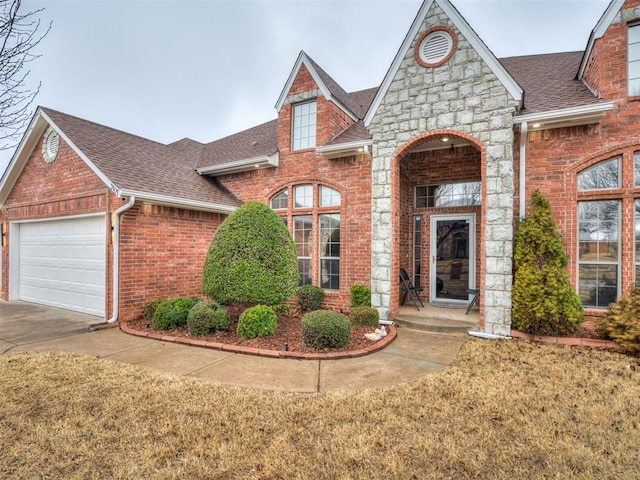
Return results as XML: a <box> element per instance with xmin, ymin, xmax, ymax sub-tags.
<box><xmin>0</xmin><ymin>0</ymin><xmax>51</xmax><ymax>151</ymax></box>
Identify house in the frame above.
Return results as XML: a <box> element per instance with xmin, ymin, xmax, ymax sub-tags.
<box><xmin>1</xmin><ymin>0</ymin><xmax>638</xmax><ymax>336</ymax></box>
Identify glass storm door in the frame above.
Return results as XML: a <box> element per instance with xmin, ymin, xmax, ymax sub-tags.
<box><xmin>430</xmin><ymin>214</ymin><xmax>475</xmax><ymax>302</ymax></box>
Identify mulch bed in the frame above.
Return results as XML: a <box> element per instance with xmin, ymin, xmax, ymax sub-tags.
<box><xmin>125</xmin><ymin>304</ymin><xmax>385</xmax><ymax>355</ymax></box>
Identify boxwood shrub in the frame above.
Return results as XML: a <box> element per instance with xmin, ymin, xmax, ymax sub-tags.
<box><xmin>237</xmin><ymin>305</ymin><xmax>277</xmax><ymax>340</ymax></box>
<box><xmin>152</xmin><ymin>297</ymin><xmax>199</xmax><ymax>331</ymax></box>
<box><xmin>296</xmin><ymin>285</ymin><xmax>324</xmax><ymax>312</ymax></box>
<box><xmin>350</xmin><ymin>284</ymin><xmax>371</xmax><ymax>307</ymax></box>
<box><xmin>143</xmin><ymin>300</ymin><xmax>162</xmax><ymax>322</ymax></box>
<box><xmin>302</xmin><ymin>310</ymin><xmax>351</xmax><ymax>349</ymax></box>
<box><xmin>187</xmin><ymin>300</ymin><xmax>229</xmax><ymax>337</ymax></box>
<box><xmin>350</xmin><ymin>306</ymin><xmax>379</xmax><ymax>326</ymax></box>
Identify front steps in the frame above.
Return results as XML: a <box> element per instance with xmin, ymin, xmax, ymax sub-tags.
<box><xmin>394</xmin><ymin>304</ymin><xmax>479</xmax><ymax>334</ymax></box>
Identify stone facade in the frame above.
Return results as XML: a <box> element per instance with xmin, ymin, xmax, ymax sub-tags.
<box><xmin>367</xmin><ymin>2</ymin><xmax>519</xmax><ymax>335</ymax></box>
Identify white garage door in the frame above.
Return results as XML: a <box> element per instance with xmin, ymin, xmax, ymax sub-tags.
<box><xmin>18</xmin><ymin>216</ymin><xmax>106</xmax><ymax>316</ymax></box>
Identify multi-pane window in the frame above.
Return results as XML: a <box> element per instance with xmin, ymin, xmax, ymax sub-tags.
<box><xmin>271</xmin><ymin>183</ymin><xmax>341</xmax><ymax>290</ymax></box>
<box><xmin>577</xmin><ymin>157</ymin><xmax>620</xmax><ymax>191</ymax></box>
<box><xmin>292</xmin><ymin>101</ymin><xmax>317</xmax><ymax>150</ymax></box>
<box><xmin>629</xmin><ymin>24</ymin><xmax>640</xmax><ymax>96</ymax></box>
<box><xmin>319</xmin><ymin>214</ymin><xmax>340</xmax><ymax>290</ymax></box>
<box><xmin>319</xmin><ymin>186</ymin><xmax>341</xmax><ymax>207</ymax></box>
<box><xmin>578</xmin><ymin>200</ymin><xmax>620</xmax><ymax>308</ymax></box>
<box><xmin>634</xmin><ymin>152</ymin><xmax>640</xmax><ymax>187</ymax></box>
<box><xmin>294</xmin><ymin>215</ymin><xmax>313</xmax><ymax>286</ymax></box>
<box><xmin>294</xmin><ymin>184</ymin><xmax>313</xmax><ymax>208</ymax></box>
<box><xmin>413</xmin><ymin>216</ymin><xmax>422</xmax><ymax>288</ymax></box>
<box><xmin>415</xmin><ymin>181</ymin><xmax>481</xmax><ymax>208</ymax></box>
<box><xmin>270</xmin><ymin>189</ymin><xmax>288</xmax><ymax>210</ymax></box>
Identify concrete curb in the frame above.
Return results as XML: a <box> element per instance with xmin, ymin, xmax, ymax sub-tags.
<box><xmin>120</xmin><ymin>321</ymin><xmax>397</xmax><ymax>360</ymax></box>
<box><xmin>510</xmin><ymin>329</ymin><xmax>619</xmax><ymax>349</ymax></box>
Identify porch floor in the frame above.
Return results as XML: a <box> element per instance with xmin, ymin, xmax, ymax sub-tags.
<box><xmin>394</xmin><ymin>302</ymin><xmax>479</xmax><ymax>334</ymax></box>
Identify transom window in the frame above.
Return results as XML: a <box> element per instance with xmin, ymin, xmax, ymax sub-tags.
<box><xmin>415</xmin><ymin>182</ymin><xmax>481</xmax><ymax>208</ymax></box>
<box><xmin>578</xmin><ymin>200</ymin><xmax>620</xmax><ymax>308</ymax></box>
<box><xmin>629</xmin><ymin>24</ymin><xmax>640</xmax><ymax>96</ymax></box>
<box><xmin>292</xmin><ymin>101</ymin><xmax>317</xmax><ymax>150</ymax></box>
<box><xmin>270</xmin><ymin>184</ymin><xmax>341</xmax><ymax>290</ymax></box>
<box><xmin>577</xmin><ymin>157</ymin><xmax>620</xmax><ymax>191</ymax></box>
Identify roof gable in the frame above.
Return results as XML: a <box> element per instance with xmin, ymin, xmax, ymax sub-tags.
<box><xmin>578</xmin><ymin>0</ymin><xmax>625</xmax><ymax>80</ymax></box>
<box><xmin>364</xmin><ymin>0</ymin><xmax>523</xmax><ymax>126</ymax></box>
<box><xmin>274</xmin><ymin>51</ymin><xmax>360</xmax><ymax>121</ymax></box>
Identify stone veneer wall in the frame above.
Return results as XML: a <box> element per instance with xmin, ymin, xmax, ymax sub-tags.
<box><xmin>367</xmin><ymin>3</ymin><xmax>520</xmax><ymax>335</ymax></box>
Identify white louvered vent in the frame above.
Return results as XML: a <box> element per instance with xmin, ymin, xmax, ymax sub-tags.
<box><xmin>419</xmin><ymin>30</ymin><xmax>453</xmax><ymax>65</ymax></box>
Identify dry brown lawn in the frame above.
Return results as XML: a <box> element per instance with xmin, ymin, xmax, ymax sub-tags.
<box><xmin>1</xmin><ymin>339</ymin><xmax>638</xmax><ymax>479</ymax></box>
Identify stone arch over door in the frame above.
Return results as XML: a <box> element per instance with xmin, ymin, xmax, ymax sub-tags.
<box><xmin>389</xmin><ymin>130</ymin><xmax>486</xmax><ymax>326</ymax></box>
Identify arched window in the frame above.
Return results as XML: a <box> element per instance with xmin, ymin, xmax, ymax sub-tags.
<box><xmin>270</xmin><ymin>184</ymin><xmax>342</xmax><ymax>290</ymax></box>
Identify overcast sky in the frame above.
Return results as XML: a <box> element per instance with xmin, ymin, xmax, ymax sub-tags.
<box><xmin>1</xmin><ymin>0</ymin><xmax>612</xmax><ymax>176</ymax></box>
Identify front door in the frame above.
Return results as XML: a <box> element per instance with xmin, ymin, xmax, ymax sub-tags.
<box><xmin>430</xmin><ymin>214</ymin><xmax>475</xmax><ymax>303</ymax></box>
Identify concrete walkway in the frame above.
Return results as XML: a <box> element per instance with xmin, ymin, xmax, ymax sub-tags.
<box><xmin>0</xmin><ymin>300</ymin><xmax>469</xmax><ymax>392</ymax></box>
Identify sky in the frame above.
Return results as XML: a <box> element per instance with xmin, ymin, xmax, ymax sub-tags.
<box><xmin>0</xmin><ymin>0</ymin><xmax>613</xmax><ymax>176</ymax></box>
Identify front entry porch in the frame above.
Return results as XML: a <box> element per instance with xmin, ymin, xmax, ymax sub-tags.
<box><xmin>394</xmin><ymin>302</ymin><xmax>479</xmax><ymax>334</ymax></box>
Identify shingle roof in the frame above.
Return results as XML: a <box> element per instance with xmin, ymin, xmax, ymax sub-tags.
<box><xmin>196</xmin><ymin>119</ymin><xmax>278</xmax><ymax>169</ymax></box>
<box><xmin>41</xmin><ymin>107</ymin><xmax>241</xmax><ymax>208</ymax></box>
<box><xmin>499</xmin><ymin>51</ymin><xmax>603</xmax><ymax>115</ymax></box>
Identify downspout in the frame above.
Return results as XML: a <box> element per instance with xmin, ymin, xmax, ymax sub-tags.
<box><xmin>519</xmin><ymin>121</ymin><xmax>528</xmax><ymax>219</ymax></box>
<box><xmin>106</xmin><ymin>196</ymin><xmax>136</xmax><ymax>324</ymax></box>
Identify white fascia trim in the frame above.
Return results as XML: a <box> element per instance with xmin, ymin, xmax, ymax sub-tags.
<box><xmin>513</xmin><ymin>102</ymin><xmax>614</xmax><ymax>126</ymax></box>
<box><xmin>117</xmin><ymin>189</ymin><xmax>237</xmax><ymax>214</ymax></box>
<box><xmin>196</xmin><ymin>152</ymin><xmax>279</xmax><ymax>176</ymax></box>
<box><xmin>364</xmin><ymin>0</ymin><xmax>523</xmax><ymax>127</ymax></box>
<box><xmin>274</xmin><ymin>52</ymin><xmax>358</xmax><ymax>121</ymax></box>
<box><xmin>316</xmin><ymin>140</ymin><xmax>372</xmax><ymax>159</ymax></box>
<box><xmin>578</xmin><ymin>0</ymin><xmax>624</xmax><ymax>80</ymax></box>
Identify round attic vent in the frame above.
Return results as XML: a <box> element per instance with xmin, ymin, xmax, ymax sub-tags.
<box><xmin>416</xmin><ymin>27</ymin><xmax>456</xmax><ymax>67</ymax></box>
<box><xmin>42</xmin><ymin>127</ymin><xmax>60</xmax><ymax>164</ymax></box>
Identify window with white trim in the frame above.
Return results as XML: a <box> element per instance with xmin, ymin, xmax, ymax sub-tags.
<box><xmin>292</xmin><ymin>101</ymin><xmax>317</xmax><ymax>150</ymax></box>
<box><xmin>270</xmin><ymin>189</ymin><xmax>288</xmax><ymax>210</ymax></box>
<box><xmin>578</xmin><ymin>200</ymin><xmax>620</xmax><ymax>308</ymax></box>
<box><xmin>293</xmin><ymin>215</ymin><xmax>313</xmax><ymax>286</ymax></box>
<box><xmin>577</xmin><ymin>157</ymin><xmax>620</xmax><ymax>191</ymax></box>
<box><xmin>629</xmin><ymin>24</ymin><xmax>640</xmax><ymax>96</ymax></box>
<box><xmin>294</xmin><ymin>184</ymin><xmax>313</xmax><ymax>208</ymax></box>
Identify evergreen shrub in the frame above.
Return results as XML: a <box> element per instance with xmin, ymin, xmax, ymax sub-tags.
<box><xmin>350</xmin><ymin>284</ymin><xmax>371</xmax><ymax>307</ymax></box>
<box><xmin>143</xmin><ymin>300</ymin><xmax>162</xmax><ymax>322</ymax></box>
<box><xmin>512</xmin><ymin>190</ymin><xmax>584</xmax><ymax>335</ymax></box>
<box><xmin>237</xmin><ymin>305</ymin><xmax>277</xmax><ymax>340</ymax></box>
<box><xmin>187</xmin><ymin>300</ymin><xmax>229</xmax><ymax>336</ymax></box>
<box><xmin>350</xmin><ymin>306</ymin><xmax>379</xmax><ymax>326</ymax></box>
<box><xmin>152</xmin><ymin>297</ymin><xmax>199</xmax><ymax>331</ymax></box>
<box><xmin>202</xmin><ymin>202</ymin><xmax>299</xmax><ymax>306</ymax></box>
<box><xmin>296</xmin><ymin>285</ymin><xmax>325</xmax><ymax>311</ymax></box>
<box><xmin>301</xmin><ymin>310</ymin><xmax>351</xmax><ymax>349</ymax></box>
<box><xmin>597</xmin><ymin>287</ymin><xmax>640</xmax><ymax>354</ymax></box>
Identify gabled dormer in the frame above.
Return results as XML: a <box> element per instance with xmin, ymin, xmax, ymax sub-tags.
<box><xmin>579</xmin><ymin>0</ymin><xmax>640</xmax><ymax>101</ymax></box>
<box><xmin>274</xmin><ymin>51</ymin><xmax>364</xmax><ymax>156</ymax></box>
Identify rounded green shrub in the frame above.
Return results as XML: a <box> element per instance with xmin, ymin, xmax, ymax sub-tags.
<box><xmin>597</xmin><ymin>287</ymin><xmax>640</xmax><ymax>354</ymax></box>
<box><xmin>143</xmin><ymin>300</ymin><xmax>162</xmax><ymax>322</ymax></box>
<box><xmin>302</xmin><ymin>310</ymin><xmax>351</xmax><ymax>349</ymax></box>
<box><xmin>296</xmin><ymin>285</ymin><xmax>324</xmax><ymax>312</ymax></box>
<box><xmin>350</xmin><ymin>306</ymin><xmax>379</xmax><ymax>326</ymax></box>
<box><xmin>202</xmin><ymin>202</ymin><xmax>299</xmax><ymax>306</ymax></box>
<box><xmin>350</xmin><ymin>284</ymin><xmax>371</xmax><ymax>307</ymax></box>
<box><xmin>152</xmin><ymin>297</ymin><xmax>199</xmax><ymax>331</ymax></box>
<box><xmin>272</xmin><ymin>303</ymin><xmax>293</xmax><ymax>316</ymax></box>
<box><xmin>187</xmin><ymin>300</ymin><xmax>229</xmax><ymax>336</ymax></box>
<box><xmin>237</xmin><ymin>305</ymin><xmax>277</xmax><ymax>340</ymax></box>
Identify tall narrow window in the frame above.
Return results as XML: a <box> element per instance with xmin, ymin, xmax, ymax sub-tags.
<box><xmin>292</xmin><ymin>101</ymin><xmax>317</xmax><ymax>150</ymax></box>
<box><xmin>578</xmin><ymin>200</ymin><xmax>620</xmax><ymax>308</ymax></box>
<box><xmin>319</xmin><ymin>214</ymin><xmax>340</xmax><ymax>290</ymax></box>
<box><xmin>629</xmin><ymin>24</ymin><xmax>640</xmax><ymax>96</ymax></box>
<box><xmin>413</xmin><ymin>216</ymin><xmax>422</xmax><ymax>287</ymax></box>
<box><xmin>294</xmin><ymin>215</ymin><xmax>313</xmax><ymax>286</ymax></box>
<box><xmin>634</xmin><ymin>152</ymin><xmax>640</xmax><ymax>187</ymax></box>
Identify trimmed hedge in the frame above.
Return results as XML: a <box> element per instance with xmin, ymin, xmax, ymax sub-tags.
<box><xmin>152</xmin><ymin>297</ymin><xmax>199</xmax><ymax>331</ymax></box>
<box><xmin>202</xmin><ymin>202</ymin><xmax>299</xmax><ymax>305</ymax></box>
<box><xmin>350</xmin><ymin>284</ymin><xmax>371</xmax><ymax>307</ymax></box>
<box><xmin>237</xmin><ymin>305</ymin><xmax>277</xmax><ymax>340</ymax></box>
<box><xmin>296</xmin><ymin>285</ymin><xmax>324</xmax><ymax>312</ymax></box>
<box><xmin>350</xmin><ymin>306</ymin><xmax>379</xmax><ymax>326</ymax></box>
<box><xmin>301</xmin><ymin>310</ymin><xmax>351</xmax><ymax>349</ymax></box>
<box><xmin>597</xmin><ymin>287</ymin><xmax>640</xmax><ymax>354</ymax></box>
<box><xmin>187</xmin><ymin>300</ymin><xmax>229</xmax><ymax>337</ymax></box>
<box><xmin>143</xmin><ymin>300</ymin><xmax>162</xmax><ymax>322</ymax></box>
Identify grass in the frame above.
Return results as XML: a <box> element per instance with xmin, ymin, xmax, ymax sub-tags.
<box><xmin>0</xmin><ymin>339</ymin><xmax>638</xmax><ymax>479</ymax></box>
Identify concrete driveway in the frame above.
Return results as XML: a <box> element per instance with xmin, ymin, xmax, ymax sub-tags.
<box><xmin>0</xmin><ymin>300</ymin><xmax>469</xmax><ymax>392</ymax></box>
